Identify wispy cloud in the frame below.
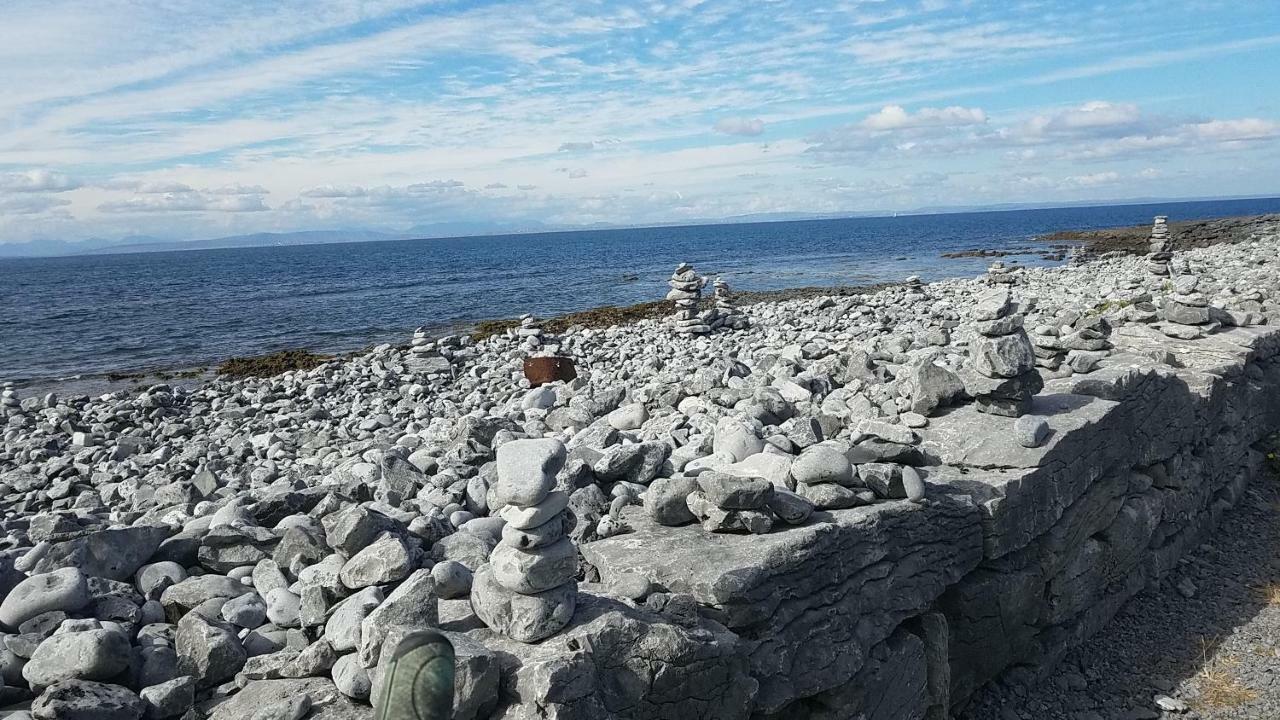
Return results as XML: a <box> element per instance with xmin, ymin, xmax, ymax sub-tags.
<box><xmin>1</xmin><ymin>0</ymin><xmax>1279</xmax><ymax>241</ymax></box>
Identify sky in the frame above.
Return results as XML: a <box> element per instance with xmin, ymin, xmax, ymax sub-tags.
<box><xmin>1</xmin><ymin>0</ymin><xmax>1279</xmax><ymax>244</ymax></box>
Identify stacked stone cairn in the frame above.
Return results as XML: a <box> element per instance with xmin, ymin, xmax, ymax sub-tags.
<box><xmin>517</xmin><ymin>314</ymin><xmax>556</xmax><ymax>354</ymax></box>
<box><xmin>471</xmin><ymin>438</ymin><xmax>578</xmax><ymax>643</ymax></box>
<box><xmin>985</xmin><ymin>261</ymin><xmax>1018</xmax><ymax>285</ymax></box>
<box><xmin>1161</xmin><ymin>274</ymin><xmax>1213</xmax><ymax>339</ymax></box>
<box><xmin>1146</xmin><ymin>215</ymin><xmax>1174</xmax><ymax>277</ymax></box>
<box><xmin>707</xmin><ymin>278</ymin><xmax>749</xmax><ymax>331</ymax></box>
<box><xmin>0</xmin><ymin>383</ymin><xmax>17</xmax><ymax>414</ymax></box>
<box><xmin>961</xmin><ymin>288</ymin><xmax>1043</xmax><ymax>416</ymax></box>
<box><xmin>406</xmin><ymin>327</ymin><xmax>454</xmax><ymax>376</ymax></box>
<box><xmin>1032</xmin><ymin>310</ymin><xmax>1115</xmax><ymax>375</ymax></box>
<box><xmin>667</xmin><ymin>263</ymin><xmax>710</xmax><ymax>335</ymax></box>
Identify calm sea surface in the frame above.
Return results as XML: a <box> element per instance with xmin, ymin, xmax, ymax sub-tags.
<box><xmin>4</xmin><ymin>198</ymin><xmax>1280</xmax><ymax>387</ymax></box>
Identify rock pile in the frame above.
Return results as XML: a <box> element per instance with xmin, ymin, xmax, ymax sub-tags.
<box><xmin>985</xmin><ymin>261</ymin><xmax>1018</xmax><ymax>285</ymax></box>
<box><xmin>0</xmin><ymin>219</ymin><xmax>1274</xmax><ymax>719</ymax></box>
<box><xmin>1146</xmin><ymin>215</ymin><xmax>1174</xmax><ymax>276</ymax></box>
<box><xmin>961</xmin><ymin>288</ymin><xmax>1042</xmax><ymax>416</ymax></box>
<box><xmin>406</xmin><ymin>326</ymin><xmax>451</xmax><ymax>375</ymax></box>
<box><xmin>1161</xmin><ymin>274</ymin><xmax>1213</xmax><ymax>339</ymax></box>
<box><xmin>516</xmin><ymin>314</ymin><xmax>555</xmax><ymax>354</ymax></box>
<box><xmin>707</xmin><ymin>278</ymin><xmax>749</xmax><ymax>331</ymax></box>
<box><xmin>667</xmin><ymin>263</ymin><xmax>709</xmax><ymax>335</ymax></box>
<box><xmin>471</xmin><ymin>439</ymin><xmax>578</xmax><ymax>643</ymax></box>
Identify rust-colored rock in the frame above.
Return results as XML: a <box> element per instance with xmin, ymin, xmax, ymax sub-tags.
<box><xmin>523</xmin><ymin>356</ymin><xmax>576</xmax><ymax>387</ymax></box>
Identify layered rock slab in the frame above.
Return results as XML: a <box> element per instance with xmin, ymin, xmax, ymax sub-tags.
<box><xmin>582</xmin><ymin>496</ymin><xmax>983</xmax><ymax>713</ymax></box>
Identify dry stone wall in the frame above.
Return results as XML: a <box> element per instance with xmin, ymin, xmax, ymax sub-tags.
<box><xmin>580</xmin><ymin>324</ymin><xmax>1280</xmax><ymax>719</ymax></box>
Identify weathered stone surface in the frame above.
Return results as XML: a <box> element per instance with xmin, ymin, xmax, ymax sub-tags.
<box><xmin>644</xmin><ymin>476</ymin><xmax>700</xmax><ymax>526</ymax></box>
<box><xmin>469</xmin><ymin>564</ymin><xmax>575</xmax><ymax>643</ymax></box>
<box><xmin>489</xmin><ymin>538</ymin><xmax>577</xmax><ymax>594</ymax></box>
<box><xmin>33</xmin><ymin>526</ymin><xmax>171</xmax><ymax>581</ymax></box>
<box><xmin>0</xmin><ymin>567</ymin><xmax>90</xmax><ymax>629</ymax></box>
<box><xmin>33</xmin><ymin>679</ymin><xmax>145</xmax><ymax>720</ymax></box>
<box><xmin>24</xmin><ymin>628</ymin><xmax>132</xmax><ymax>687</ymax></box>
<box><xmin>583</xmin><ymin>495</ymin><xmax>983</xmax><ymax>712</ymax></box>
<box><xmin>495</xmin><ymin>438</ymin><xmax>566</xmax><ymax>507</ymax></box>
<box><xmin>177</xmin><ymin>612</ymin><xmax>247</xmax><ymax>688</ymax></box>
<box><xmin>696</xmin><ymin>472</ymin><xmax>773</xmax><ymax>510</ymax></box>
<box><xmin>474</xmin><ymin>591</ymin><xmax>755</xmax><ymax>719</ymax></box>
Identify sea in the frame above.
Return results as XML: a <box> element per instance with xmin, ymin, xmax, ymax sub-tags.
<box><xmin>4</xmin><ymin>197</ymin><xmax>1280</xmax><ymax>393</ymax></box>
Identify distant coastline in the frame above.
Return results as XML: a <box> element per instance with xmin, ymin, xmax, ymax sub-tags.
<box><xmin>3</xmin><ymin>194</ymin><xmax>1278</xmax><ymax>259</ymax></box>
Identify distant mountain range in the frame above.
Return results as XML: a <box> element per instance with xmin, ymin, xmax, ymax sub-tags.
<box><xmin>1</xmin><ymin>194</ymin><xmax>1276</xmax><ymax>258</ymax></box>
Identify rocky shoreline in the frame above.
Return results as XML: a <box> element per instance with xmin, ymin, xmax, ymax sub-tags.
<box><xmin>0</xmin><ymin>216</ymin><xmax>1278</xmax><ymax>719</ymax></box>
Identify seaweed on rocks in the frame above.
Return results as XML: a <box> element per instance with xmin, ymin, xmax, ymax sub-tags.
<box><xmin>216</xmin><ymin>349</ymin><xmax>332</xmax><ymax>378</ymax></box>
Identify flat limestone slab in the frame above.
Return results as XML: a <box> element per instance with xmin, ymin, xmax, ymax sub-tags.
<box><xmin>581</xmin><ymin>495</ymin><xmax>982</xmax><ymax>713</ymax></box>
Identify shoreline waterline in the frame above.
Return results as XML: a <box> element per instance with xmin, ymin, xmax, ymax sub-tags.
<box><xmin>6</xmin><ymin>207</ymin><xmax>1279</xmax><ymax>397</ymax></box>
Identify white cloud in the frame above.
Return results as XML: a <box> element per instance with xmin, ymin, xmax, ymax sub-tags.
<box><xmin>714</xmin><ymin>117</ymin><xmax>765</xmax><ymax>136</ymax></box>
<box><xmin>0</xmin><ymin>195</ymin><xmax>72</xmax><ymax>215</ymax></box>
<box><xmin>0</xmin><ymin>169</ymin><xmax>81</xmax><ymax>192</ymax></box>
<box><xmin>860</xmin><ymin>104</ymin><xmax>986</xmax><ymax>131</ymax></box>
<box><xmin>98</xmin><ymin>187</ymin><xmax>269</xmax><ymax>213</ymax></box>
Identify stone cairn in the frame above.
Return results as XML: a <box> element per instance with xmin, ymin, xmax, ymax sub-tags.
<box><xmin>707</xmin><ymin>278</ymin><xmax>749</xmax><ymax>331</ymax></box>
<box><xmin>407</xmin><ymin>327</ymin><xmax>452</xmax><ymax>375</ymax></box>
<box><xmin>667</xmin><ymin>263</ymin><xmax>710</xmax><ymax>335</ymax></box>
<box><xmin>985</xmin><ymin>261</ymin><xmax>1018</xmax><ymax>285</ymax></box>
<box><xmin>0</xmin><ymin>384</ymin><xmax>17</xmax><ymax>414</ymax></box>
<box><xmin>471</xmin><ymin>438</ymin><xmax>578</xmax><ymax>643</ymax></box>
<box><xmin>1161</xmin><ymin>274</ymin><xmax>1213</xmax><ymax>339</ymax></box>
<box><xmin>1145</xmin><ymin>215</ymin><xmax>1174</xmax><ymax>277</ymax></box>
<box><xmin>517</xmin><ymin>314</ymin><xmax>556</xmax><ymax>354</ymax></box>
<box><xmin>962</xmin><ymin>288</ymin><xmax>1043</xmax><ymax>416</ymax></box>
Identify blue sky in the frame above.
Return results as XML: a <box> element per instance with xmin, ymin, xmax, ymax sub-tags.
<box><xmin>1</xmin><ymin>0</ymin><xmax>1278</xmax><ymax>243</ymax></box>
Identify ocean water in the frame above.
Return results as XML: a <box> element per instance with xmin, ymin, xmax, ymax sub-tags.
<box><xmin>3</xmin><ymin>197</ymin><xmax>1280</xmax><ymax>388</ymax></box>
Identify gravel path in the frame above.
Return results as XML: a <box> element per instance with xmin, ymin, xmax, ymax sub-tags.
<box><xmin>959</xmin><ymin>439</ymin><xmax>1280</xmax><ymax>720</ymax></box>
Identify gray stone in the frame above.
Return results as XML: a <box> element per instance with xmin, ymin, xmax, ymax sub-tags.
<box><xmin>23</xmin><ymin>628</ymin><xmax>131</xmax><ymax>687</ymax></box>
<box><xmin>358</xmin><ymin>569</ymin><xmax>438</xmax><ymax>667</ymax></box>
<box><xmin>973</xmin><ymin>288</ymin><xmax>1012</xmax><ymax>320</ymax></box>
<box><xmin>644</xmin><ymin>476</ymin><xmax>700</xmax><ymax>526</ymax></box>
<box><xmin>139</xmin><ymin>676</ymin><xmax>195</xmax><ymax>719</ymax></box>
<box><xmin>176</xmin><ymin>612</ymin><xmax>246</xmax><ymax>688</ymax></box>
<box><xmin>970</xmin><ymin>330</ymin><xmax>1036</xmax><ymax>378</ymax></box>
<box><xmin>499</xmin><ymin>491</ymin><xmax>570</xmax><ymax>530</ymax></box>
<box><xmin>33</xmin><ymin>526</ymin><xmax>171</xmax><ymax>582</ymax></box>
<box><xmin>696</xmin><ymin>471</ymin><xmax>773</xmax><ymax>510</ymax></box>
<box><xmin>1013</xmin><ymin>415</ymin><xmax>1051</xmax><ymax>448</ymax></box>
<box><xmin>796</xmin><ymin>481</ymin><xmax>866</xmax><ymax>510</ymax></box>
<box><xmin>490</xmin><ymin>538</ymin><xmax>578</xmax><ymax>594</ymax></box>
<box><xmin>501</xmin><ymin>508</ymin><xmax>575</xmax><ymax>548</ymax></box>
<box><xmin>790</xmin><ymin>446</ymin><xmax>855</xmax><ymax>486</ymax></box>
<box><xmin>430</xmin><ymin>560</ymin><xmax>473</xmax><ymax>599</ymax></box>
<box><xmin>324</xmin><ymin>586</ymin><xmax>383</xmax><ymax>654</ymax></box>
<box><xmin>221</xmin><ymin>592</ymin><xmax>267</xmax><ymax>628</ymax></box>
<box><xmin>32</xmin><ymin>679</ymin><xmax>145</xmax><ymax>720</ymax></box>
<box><xmin>135</xmin><ymin>562</ymin><xmax>187</xmax><ymax>601</ymax></box>
<box><xmin>331</xmin><ymin>653</ymin><xmax>370</xmax><ymax>700</ymax></box>
<box><xmin>765</xmin><ymin>488</ymin><xmax>815</xmax><ymax>525</ymax></box>
<box><xmin>495</xmin><ymin>438</ymin><xmax>566</xmax><ymax>507</ymax></box>
<box><xmin>0</xmin><ymin>568</ymin><xmax>90</xmax><ymax>629</ymax></box>
<box><xmin>264</xmin><ymin>588</ymin><xmax>300</xmax><ymax>628</ymax></box>
<box><xmin>713</xmin><ymin>418</ymin><xmax>765</xmax><ymax>462</ymax></box>
<box><xmin>338</xmin><ymin>532</ymin><xmax>411</xmax><ymax>589</ymax></box>
<box><xmin>469</xmin><ymin>564</ymin><xmax>576</xmax><ymax>643</ymax></box>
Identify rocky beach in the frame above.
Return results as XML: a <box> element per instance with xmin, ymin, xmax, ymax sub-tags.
<box><xmin>1</xmin><ymin>215</ymin><xmax>1279</xmax><ymax>719</ymax></box>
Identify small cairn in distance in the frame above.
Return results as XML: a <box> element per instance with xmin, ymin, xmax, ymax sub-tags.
<box><xmin>517</xmin><ymin>314</ymin><xmax>557</xmax><ymax>355</ymax></box>
<box><xmin>707</xmin><ymin>277</ymin><xmax>749</xmax><ymax>331</ymax></box>
<box><xmin>985</xmin><ymin>260</ymin><xmax>1018</xmax><ymax>285</ymax></box>
<box><xmin>668</xmin><ymin>262</ymin><xmax>710</xmax><ymax>335</ymax></box>
<box><xmin>1146</xmin><ymin>215</ymin><xmax>1174</xmax><ymax>277</ymax></box>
